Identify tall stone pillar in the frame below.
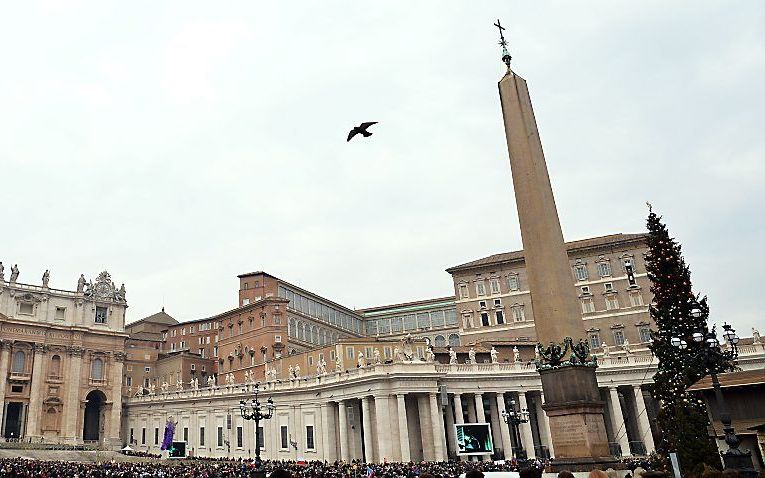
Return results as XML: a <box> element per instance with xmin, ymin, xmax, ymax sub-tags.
<box><xmin>26</xmin><ymin>344</ymin><xmax>48</xmax><ymax>439</ymax></box>
<box><xmin>632</xmin><ymin>386</ymin><xmax>655</xmax><ymax>454</ymax></box>
<box><xmin>453</xmin><ymin>394</ymin><xmax>464</xmax><ymax>424</ymax></box>
<box><xmin>321</xmin><ymin>403</ymin><xmax>337</xmax><ymax>462</ymax></box>
<box><xmin>537</xmin><ymin>392</ymin><xmax>555</xmax><ymax>458</ymax></box>
<box><xmin>417</xmin><ymin>394</ymin><xmax>434</xmax><ymax>461</ymax></box>
<box><xmin>0</xmin><ymin>341</ymin><xmax>11</xmax><ymax>430</ymax></box>
<box><xmin>396</xmin><ymin>394</ymin><xmax>411</xmax><ymax>462</ymax></box>
<box><xmin>495</xmin><ymin>393</ymin><xmax>513</xmax><ymax>459</ymax></box>
<box><xmin>429</xmin><ymin>392</ymin><xmax>446</xmax><ymax>462</ymax></box>
<box><xmin>107</xmin><ymin>352</ymin><xmax>126</xmax><ymax>448</ymax></box>
<box><xmin>361</xmin><ymin>396</ymin><xmax>375</xmax><ymax>462</ymax></box>
<box><xmin>474</xmin><ymin>393</ymin><xmax>485</xmax><ymax>422</ymax></box>
<box><xmin>444</xmin><ymin>395</ymin><xmax>457</xmax><ymax>459</ymax></box>
<box><xmin>488</xmin><ymin>393</ymin><xmax>502</xmax><ymax>457</ymax></box>
<box><xmin>338</xmin><ymin>400</ymin><xmax>350</xmax><ymax>462</ymax></box>
<box><xmin>375</xmin><ymin>395</ymin><xmax>393</xmax><ymax>462</ymax></box>
<box><xmin>517</xmin><ymin>392</ymin><xmax>536</xmax><ymax>459</ymax></box>
<box><xmin>63</xmin><ymin>347</ymin><xmax>84</xmax><ymax>444</ymax></box>
<box><xmin>608</xmin><ymin>387</ymin><xmax>630</xmax><ymax>457</ymax></box>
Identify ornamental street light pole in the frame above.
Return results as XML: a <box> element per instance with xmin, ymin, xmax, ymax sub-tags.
<box><xmin>671</xmin><ymin>316</ymin><xmax>756</xmax><ymax>477</ymax></box>
<box><xmin>501</xmin><ymin>397</ymin><xmax>530</xmax><ymax>460</ymax></box>
<box><xmin>239</xmin><ymin>382</ymin><xmax>274</xmax><ymax>478</ymax></box>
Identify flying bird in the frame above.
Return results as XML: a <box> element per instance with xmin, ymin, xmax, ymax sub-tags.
<box><xmin>347</xmin><ymin>122</ymin><xmax>378</xmax><ymax>142</ymax></box>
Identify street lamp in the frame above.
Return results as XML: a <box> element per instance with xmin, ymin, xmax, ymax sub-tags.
<box><xmin>671</xmin><ymin>322</ymin><xmax>755</xmax><ymax>476</ymax></box>
<box><xmin>239</xmin><ymin>382</ymin><xmax>275</xmax><ymax>477</ymax></box>
<box><xmin>501</xmin><ymin>397</ymin><xmax>530</xmax><ymax>460</ymax></box>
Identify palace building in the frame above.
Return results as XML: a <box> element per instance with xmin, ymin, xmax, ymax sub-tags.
<box><xmin>0</xmin><ymin>268</ymin><xmax>128</xmax><ymax>446</ymax></box>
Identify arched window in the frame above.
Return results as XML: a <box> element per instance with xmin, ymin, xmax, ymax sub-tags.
<box><xmin>91</xmin><ymin>358</ymin><xmax>104</xmax><ymax>380</ymax></box>
<box><xmin>448</xmin><ymin>334</ymin><xmax>461</xmax><ymax>347</ymax></box>
<box><xmin>434</xmin><ymin>335</ymin><xmax>446</xmax><ymax>347</ymax></box>
<box><xmin>289</xmin><ymin>318</ymin><xmax>296</xmax><ymax>337</ymax></box>
<box><xmin>311</xmin><ymin>326</ymin><xmax>318</xmax><ymax>344</ymax></box>
<box><xmin>297</xmin><ymin>322</ymin><xmax>305</xmax><ymax>341</ymax></box>
<box><xmin>50</xmin><ymin>355</ymin><xmax>62</xmax><ymax>377</ymax></box>
<box><xmin>12</xmin><ymin>351</ymin><xmax>25</xmax><ymax>373</ymax></box>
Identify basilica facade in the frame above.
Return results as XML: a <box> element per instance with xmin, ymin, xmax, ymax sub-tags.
<box><xmin>0</xmin><ymin>267</ymin><xmax>128</xmax><ymax>446</ymax></box>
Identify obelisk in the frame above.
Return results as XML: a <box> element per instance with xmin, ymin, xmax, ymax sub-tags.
<box><xmin>494</xmin><ymin>21</ymin><xmax>613</xmax><ymax>468</ymax></box>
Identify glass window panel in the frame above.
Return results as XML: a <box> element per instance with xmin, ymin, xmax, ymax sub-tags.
<box><xmin>403</xmin><ymin>315</ymin><xmax>416</xmax><ymax>330</ymax></box>
<box><xmin>430</xmin><ymin>311</ymin><xmax>445</xmax><ymax>327</ymax></box>
<box><xmin>444</xmin><ymin>309</ymin><xmax>458</xmax><ymax>325</ymax></box>
<box><xmin>391</xmin><ymin>317</ymin><xmax>403</xmax><ymax>333</ymax></box>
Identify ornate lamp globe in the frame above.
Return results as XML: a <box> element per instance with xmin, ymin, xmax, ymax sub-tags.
<box><xmin>679</xmin><ymin>340</ymin><xmax>688</xmax><ymax>350</ymax></box>
<box><xmin>690</xmin><ymin>308</ymin><xmax>703</xmax><ymax>318</ymax></box>
<box><xmin>671</xmin><ymin>337</ymin><xmax>682</xmax><ymax>348</ymax></box>
<box><xmin>692</xmin><ymin>332</ymin><xmax>704</xmax><ymax>343</ymax></box>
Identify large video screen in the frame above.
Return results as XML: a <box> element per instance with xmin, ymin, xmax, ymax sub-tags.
<box><xmin>169</xmin><ymin>441</ymin><xmax>186</xmax><ymax>458</ymax></box>
<box><xmin>455</xmin><ymin>423</ymin><xmax>494</xmax><ymax>455</ymax></box>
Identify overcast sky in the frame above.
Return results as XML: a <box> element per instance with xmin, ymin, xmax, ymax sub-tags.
<box><xmin>2</xmin><ymin>2</ymin><xmax>763</xmax><ymax>335</ymax></box>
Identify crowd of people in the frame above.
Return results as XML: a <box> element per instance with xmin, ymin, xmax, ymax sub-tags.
<box><xmin>0</xmin><ymin>457</ymin><xmax>541</xmax><ymax>478</ymax></box>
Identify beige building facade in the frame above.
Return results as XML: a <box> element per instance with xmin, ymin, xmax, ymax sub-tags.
<box><xmin>0</xmin><ymin>268</ymin><xmax>128</xmax><ymax>446</ymax></box>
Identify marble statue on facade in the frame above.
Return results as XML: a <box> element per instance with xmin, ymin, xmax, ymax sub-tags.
<box><xmin>0</xmin><ymin>262</ymin><xmax>4</xmax><ymax>281</ymax></box>
<box><xmin>148</xmin><ymin>383</ymin><xmax>156</xmax><ymax>396</ymax></box>
<box><xmin>77</xmin><ymin>274</ymin><xmax>86</xmax><ymax>293</ymax></box>
<box><xmin>602</xmin><ymin>342</ymin><xmax>610</xmax><ymax>357</ymax></box>
<box><xmin>393</xmin><ymin>347</ymin><xmax>402</xmax><ymax>362</ymax></box>
<box><xmin>317</xmin><ymin>357</ymin><xmax>327</xmax><ymax>376</ymax></box>
<box><xmin>10</xmin><ymin>264</ymin><xmax>19</xmax><ymax>282</ymax></box>
<box><xmin>373</xmin><ymin>349</ymin><xmax>382</xmax><ymax>365</ymax></box>
<box><xmin>467</xmin><ymin>347</ymin><xmax>476</xmax><ymax>364</ymax></box>
<box><xmin>513</xmin><ymin>346</ymin><xmax>520</xmax><ymax>363</ymax></box>
<box><xmin>42</xmin><ymin>270</ymin><xmax>50</xmax><ymax>288</ymax></box>
<box><xmin>490</xmin><ymin>346</ymin><xmax>499</xmax><ymax>364</ymax></box>
<box><xmin>268</xmin><ymin>367</ymin><xmax>278</xmax><ymax>381</ymax></box>
<box><xmin>160</xmin><ymin>381</ymin><xmax>169</xmax><ymax>394</ymax></box>
<box><xmin>118</xmin><ymin>283</ymin><xmax>127</xmax><ymax>301</ymax></box>
<box><xmin>335</xmin><ymin>358</ymin><xmax>343</xmax><ymax>372</ymax></box>
<box><xmin>425</xmin><ymin>346</ymin><xmax>435</xmax><ymax>362</ymax></box>
<box><xmin>288</xmin><ymin>365</ymin><xmax>295</xmax><ymax>379</ymax></box>
<box><xmin>207</xmin><ymin>375</ymin><xmax>215</xmax><ymax>388</ymax></box>
<box><xmin>448</xmin><ymin>347</ymin><xmax>457</xmax><ymax>364</ymax></box>
<box><xmin>623</xmin><ymin>338</ymin><xmax>632</xmax><ymax>355</ymax></box>
<box><xmin>193</xmin><ymin>377</ymin><xmax>199</xmax><ymax>390</ymax></box>
<box><xmin>176</xmin><ymin>378</ymin><xmax>183</xmax><ymax>392</ymax></box>
<box><xmin>294</xmin><ymin>364</ymin><xmax>301</xmax><ymax>379</ymax></box>
<box><xmin>357</xmin><ymin>351</ymin><xmax>366</xmax><ymax>368</ymax></box>
<box><xmin>753</xmin><ymin>328</ymin><xmax>761</xmax><ymax>343</ymax></box>
<box><xmin>135</xmin><ymin>385</ymin><xmax>144</xmax><ymax>397</ymax></box>
<box><xmin>401</xmin><ymin>334</ymin><xmax>415</xmax><ymax>361</ymax></box>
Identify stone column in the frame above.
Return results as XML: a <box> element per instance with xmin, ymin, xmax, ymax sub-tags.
<box><xmin>417</xmin><ymin>394</ymin><xmax>434</xmax><ymax>461</ymax></box>
<box><xmin>633</xmin><ymin>385</ymin><xmax>655</xmax><ymax>454</ymax></box>
<box><xmin>429</xmin><ymin>392</ymin><xmax>446</xmax><ymax>462</ymax></box>
<box><xmin>63</xmin><ymin>347</ymin><xmax>84</xmax><ymax>443</ymax></box>
<box><xmin>608</xmin><ymin>386</ymin><xmax>630</xmax><ymax>457</ymax></box>
<box><xmin>375</xmin><ymin>395</ymin><xmax>393</xmax><ymax>462</ymax></box>
<box><xmin>338</xmin><ymin>400</ymin><xmax>350</xmax><ymax>462</ymax></box>
<box><xmin>26</xmin><ymin>344</ymin><xmax>48</xmax><ymax>439</ymax></box>
<box><xmin>0</xmin><ymin>341</ymin><xmax>11</xmax><ymax>430</ymax></box>
<box><xmin>517</xmin><ymin>392</ymin><xmax>536</xmax><ymax>458</ymax></box>
<box><xmin>453</xmin><ymin>394</ymin><xmax>464</xmax><ymax>424</ymax></box>
<box><xmin>537</xmin><ymin>392</ymin><xmax>554</xmax><ymax>458</ymax></box>
<box><xmin>444</xmin><ymin>395</ymin><xmax>457</xmax><ymax>459</ymax></box>
<box><xmin>321</xmin><ymin>403</ymin><xmax>337</xmax><ymax>462</ymax></box>
<box><xmin>488</xmin><ymin>393</ymin><xmax>502</xmax><ymax>457</ymax></box>
<box><xmin>474</xmin><ymin>393</ymin><xmax>485</xmax><ymax>422</ymax></box>
<box><xmin>108</xmin><ymin>352</ymin><xmax>126</xmax><ymax>448</ymax></box>
<box><xmin>495</xmin><ymin>393</ymin><xmax>513</xmax><ymax>460</ymax></box>
<box><xmin>396</xmin><ymin>394</ymin><xmax>411</xmax><ymax>462</ymax></box>
<box><xmin>361</xmin><ymin>396</ymin><xmax>375</xmax><ymax>462</ymax></box>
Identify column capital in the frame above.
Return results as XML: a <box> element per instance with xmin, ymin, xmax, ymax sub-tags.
<box><xmin>113</xmin><ymin>351</ymin><xmax>127</xmax><ymax>362</ymax></box>
<box><xmin>632</xmin><ymin>384</ymin><xmax>643</xmax><ymax>391</ymax></box>
<box><xmin>0</xmin><ymin>339</ymin><xmax>12</xmax><ymax>349</ymax></box>
<box><xmin>67</xmin><ymin>346</ymin><xmax>85</xmax><ymax>357</ymax></box>
<box><xmin>33</xmin><ymin>343</ymin><xmax>48</xmax><ymax>353</ymax></box>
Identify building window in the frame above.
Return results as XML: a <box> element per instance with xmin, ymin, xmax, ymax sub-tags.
<box><xmin>144</xmin><ymin>366</ymin><xmax>151</xmax><ymax>373</ymax></box>
<box><xmin>91</xmin><ymin>358</ymin><xmax>104</xmax><ymax>380</ymax></box>
<box><xmin>306</xmin><ymin>425</ymin><xmax>315</xmax><ymax>450</ymax></box>
<box><xmin>183</xmin><ymin>427</ymin><xmax>189</xmax><ymax>443</ymax></box>
<box><xmin>308</xmin><ymin>356</ymin><xmax>314</xmax><ymax>366</ymax></box>
<box><xmin>280</xmin><ymin>426</ymin><xmax>288</xmax><ymax>449</ymax></box>
<box><xmin>639</xmin><ymin>326</ymin><xmax>651</xmax><ymax>343</ymax></box>
<box><xmin>199</xmin><ymin>427</ymin><xmax>205</xmax><ymax>447</ymax></box>
<box><xmin>511</xmin><ymin>305</ymin><xmax>526</xmax><ymax>322</ymax></box>
<box><xmin>605</xmin><ymin>296</ymin><xmax>619</xmax><ymax>310</ymax></box>
<box><xmin>155</xmin><ymin>428</ymin><xmax>159</xmax><ymax>445</ymax></box>
<box><xmin>475</xmin><ymin>280</ymin><xmax>486</xmax><ymax>296</ymax></box>
<box><xmin>507</xmin><ymin>274</ymin><xmax>519</xmax><ymax>291</ymax></box>
<box><xmin>493</xmin><ymin>299</ymin><xmax>502</xmax><ymax>307</ymax></box>
<box><xmin>55</xmin><ymin>307</ymin><xmax>66</xmax><ymax>320</ymax></box>
<box><xmin>448</xmin><ymin>334</ymin><xmax>461</xmax><ymax>347</ymax></box>
<box><xmin>95</xmin><ymin>306</ymin><xmax>107</xmax><ymax>324</ymax></box>
<box><xmin>257</xmin><ymin>427</ymin><xmax>265</xmax><ymax>449</ymax></box>
<box><xmin>598</xmin><ymin>262</ymin><xmax>612</xmax><ymax>278</ymax></box>
<box><xmin>624</xmin><ymin>258</ymin><xmax>637</xmax><ymax>285</ymax></box>
<box><xmin>236</xmin><ymin>426</ymin><xmax>243</xmax><ymax>448</ymax></box>
<box><xmin>489</xmin><ymin>278</ymin><xmax>501</xmax><ymax>294</ymax></box>
<box><xmin>480</xmin><ymin>312</ymin><xmax>490</xmax><ymax>327</ymax></box>
<box><xmin>495</xmin><ymin>310</ymin><xmax>505</xmax><ymax>325</ymax></box>
<box><xmin>217</xmin><ymin>426</ymin><xmax>223</xmax><ymax>447</ymax></box>
<box><xmin>613</xmin><ymin>330</ymin><xmax>625</xmax><ymax>345</ymax></box>
<box><xmin>478</xmin><ymin>300</ymin><xmax>487</xmax><ymax>309</ymax></box>
<box><xmin>346</xmin><ymin>347</ymin><xmax>354</xmax><ymax>360</ymax></box>
<box><xmin>12</xmin><ymin>351</ymin><xmax>25</xmax><ymax>373</ymax></box>
<box><xmin>581</xmin><ymin>298</ymin><xmax>595</xmax><ymax>314</ymax></box>
<box><xmin>580</xmin><ymin>286</ymin><xmax>591</xmax><ymax>295</ymax></box>
<box><xmin>604</xmin><ymin>282</ymin><xmax>614</xmax><ymax>293</ymax></box>
<box><xmin>130</xmin><ymin>428</ymin><xmax>134</xmax><ymax>444</ymax></box>
<box><xmin>574</xmin><ymin>264</ymin><xmax>588</xmax><ymax>281</ymax></box>
<box><xmin>383</xmin><ymin>347</ymin><xmax>391</xmax><ymax>358</ymax></box>
<box><xmin>629</xmin><ymin>291</ymin><xmax>644</xmax><ymax>307</ymax></box>
<box><xmin>589</xmin><ymin>333</ymin><xmax>601</xmax><ymax>348</ymax></box>
<box><xmin>458</xmin><ymin>284</ymin><xmax>469</xmax><ymax>299</ymax></box>
<box><xmin>142</xmin><ymin>428</ymin><xmax>146</xmax><ymax>445</ymax></box>
<box><xmin>126</xmin><ymin>376</ymin><xmax>132</xmax><ymax>386</ymax></box>
<box><xmin>434</xmin><ymin>335</ymin><xmax>446</xmax><ymax>347</ymax></box>
<box><xmin>19</xmin><ymin>303</ymin><xmax>34</xmax><ymax>315</ymax></box>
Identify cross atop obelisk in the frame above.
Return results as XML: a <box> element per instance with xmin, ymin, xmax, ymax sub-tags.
<box><xmin>493</xmin><ymin>19</ymin><xmax>512</xmax><ymax>70</ymax></box>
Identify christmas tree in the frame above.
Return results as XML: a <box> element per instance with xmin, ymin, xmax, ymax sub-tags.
<box><xmin>645</xmin><ymin>205</ymin><xmax>732</xmax><ymax>472</ymax></box>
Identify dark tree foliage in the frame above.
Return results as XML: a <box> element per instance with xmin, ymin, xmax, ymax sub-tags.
<box><xmin>645</xmin><ymin>206</ymin><xmax>732</xmax><ymax>472</ymax></box>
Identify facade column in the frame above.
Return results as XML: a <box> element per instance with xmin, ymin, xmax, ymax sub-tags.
<box><xmin>375</xmin><ymin>395</ymin><xmax>392</xmax><ymax>462</ymax></box>
<box><xmin>25</xmin><ymin>344</ymin><xmax>48</xmax><ymax>439</ymax></box>
<box><xmin>537</xmin><ymin>392</ymin><xmax>554</xmax><ymax>458</ymax></box>
<box><xmin>633</xmin><ymin>385</ymin><xmax>655</xmax><ymax>454</ymax></box>
<box><xmin>453</xmin><ymin>394</ymin><xmax>464</xmax><ymax>424</ymax></box>
<box><xmin>0</xmin><ymin>341</ymin><xmax>11</xmax><ymax>430</ymax></box>
<box><xmin>444</xmin><ymin>395</ymin><xmax>457</xmax><ymax>459</ymax></box>
<box><xmin>517</xmin><ymin>392</ymin><xmax>536</xmax><ymax>459</ymax></box>
<box><xmin>417</xmin><ymin>394</ymin><xmax>434</xmax><ymax>461</ymax></box>
<box><xmin>63</xmin><ymin>347</ymin><xmax>84</xmax><ymax>443</ymax></box>
<box><xmin>429</xmin><ymin>392</ymin><xmax>446</xmax><ymax>462</ymax></box>
<box><xmin>609</xmin><ymin>386</ymin><xmax>630</xmax><ymax>457</ymax></box>
<box><xmin>396</xmin><ymin>394</ymin><xmax>411</xmax><ymax>462</ymax></box>
<box><xmin>321</xmin><ymin>403</ymin><xmax>337</xmax><ymax>462</ymax></box>
<box><xmin>495</xmin><ymin>393</ymin><xmax>513</xmax><ymax>460</ymax></box>
<box><xmin>338</xmin><ymin>400</ymin><xmax>350</xmax><ymax>462</ymax></box>
<box><xmin>108</xmin><ymin>352</ymin><xmax>126</xmax><ymax>447</ymax></box>
<box><xmin>474</xmin><ymin>393</ymin><xmax>485</xmax><ymax>422</ymax></box>
<box><xmin>361</xmin><ymin>396</ymin><xmax>375</xmax><ymax>462</ymax></box>
<box><xmin>488</xmin><ymin>393</ymin><xmax>502</xmax><ymax>457</ymax></box>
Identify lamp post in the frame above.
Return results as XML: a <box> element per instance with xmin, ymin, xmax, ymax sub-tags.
<box><xmin>239</xmin><ymin>382</ymin><xmax>274</xmax><ymax>478</ymax></box>
<box><xmin>671</xmin><ymin>315</ymin><xmax>756</xmax><ymax>476</ymax></box>
<box><xmin>501</xmin><ymin>397</ymin><xmax>530</xmax><ymax>460</ymax></box>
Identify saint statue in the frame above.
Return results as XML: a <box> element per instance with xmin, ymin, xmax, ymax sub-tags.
<box><xmin>357</xmin><ymin>351</ymin><xmax>366</xmax><ymax>368</ymax></box>
<box><xmin>373</xmin><ymin>349</ymin><xmax>382</xmax><ymax>365</ymax></box>
<box><xmin>335</xmin><ymin>358</ymin><xmax>343</xmax><ymax>372</ymax></box>
<box><xmin>10</xmin><ymin>264</ymin><xmax>19</xmax><ymax>283</ymax></box>
<box><xmin>288</xmin><ymin>365</ymin><xmax>295</xmax><ymax>379</ymax></box>
<box><xmin>468</xmin><ymin>347</ymin><xmax>476</xmax><ymax>364</ymax></box>
<box><xmin>512</xmin><ymin>346</ymin><xmax>520</xmax><ymax>363</ymax></box>
<box><xmin>207</xmin><ymin>375</ymin><xmax>215</xmax><ymax>388</ymax></box>
<box><xmin>602</xmin><ymin>342</ymin><xmax>610</xmax><ymax>357</ymax></box>
<box><xmin>425</xmin><ymin>346</ymin><xmax>435</xmax><ymax>363</ymax></box>
<box><xmin>490</xmin><ymin>346</ymin><xmax>499</xmax><ymax>364</ymax></box>
<box><xmin>42</xmin><ymin>270</ymin><xmax>50</xmax><ymax>288</ymax></box>
<box><xmin>294</xmin><ymin>364</ymin><xmax>301</xmax><ymax>378</ymax></box>
<box><xmin>622</xmin><ymin>338</ymin><xmax>632</xmax><ymax>355</ymax></box>
<box><xmin>752</xmin><ymin>328</ymin><xmax>761</xmax><ymax>343</ymax></box>
<box><xmin>118</xmin><ymin>283</ymin><xmax>127</xmax><ymax>301</ymax></box>
<box><xmin>0</xmin><ymin>262</ymin><xmax>4</xmax><ymax>282</ymax></box>
<box><xmin>393</xmin><ymin>347</ymin><xmax>401</xmax><ymax>362</ymax></box>
<box><xmin>77</xmin><ymin>274</ymin><xmax>87</xmax><ymax>293</ymax></box>
<box><xmin>176</xmin><ymin>378</ymin><xmax>183</xmax><ymax>392</ymax></box>
<box><xmin>448</xmin><ymin>347</ymin><xmax>457</xmax><ymax>365</ymax></box>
